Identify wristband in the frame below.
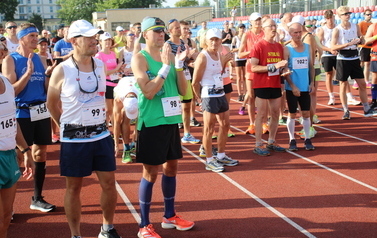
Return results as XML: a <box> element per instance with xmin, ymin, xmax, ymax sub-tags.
<box><xmin>21</xmin><ymin>147</ymin><xmax>31</xmax><ymax>154</ymax></box>
<box><xmin>157</xmin><ymin>64</ymin><xmax>171</xmax><ymax>80</ymax></box>
<box><xmin>267</xmin><ymin>64</ymin><xmax>277</xmax><ymax>73</ymax></box>
<box><xmin>175</xmin><ymin>58</ymin><xmax>184</xmax><ymax>69</ymax></box>
<box><xmin>176</xmin><ymin>68</ymin><xmax>184</xmax><ymax>71</ymax></box>
<box><xmin>374</xmin><ymin>35</ymin><xmax>377</xmax><ymax>40</ymax></box>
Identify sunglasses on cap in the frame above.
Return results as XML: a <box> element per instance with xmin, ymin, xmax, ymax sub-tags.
<box><xmin>7</xmin><ymin>25</ymin><xmax>17</xmax><ymax>29</ymax></box>
<box><xmin>168</xmin><ymin>19</ymin><xmax>178</xmax><ymax>25</ymax></box>
<box><xmin>341</xmin><ymin>12</ymin><xmax>352</xmax><ymax>16</ymax></box>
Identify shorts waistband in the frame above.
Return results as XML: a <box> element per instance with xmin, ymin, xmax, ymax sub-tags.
<box><xmin>16</xmin><ymin>101</ymin><xmax>46</xmax><ymax>109</ymax></box>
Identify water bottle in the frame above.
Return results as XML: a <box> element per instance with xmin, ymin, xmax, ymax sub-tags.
<box><xmin>146</xmin><ymin>71</ymin><xmax>165</xmax><ymax>96</ymax></box>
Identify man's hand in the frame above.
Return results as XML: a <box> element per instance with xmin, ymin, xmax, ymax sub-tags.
<box><xmin>276</xmin><ymin>60</ymin><xmax>288</xmax><ymax>69</ymax></box>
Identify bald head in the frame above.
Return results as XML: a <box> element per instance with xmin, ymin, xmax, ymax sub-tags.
<box><xmin>288</xmin><ymin>22</ymin><xmax>302</xmax><ymax>32</ymax></box>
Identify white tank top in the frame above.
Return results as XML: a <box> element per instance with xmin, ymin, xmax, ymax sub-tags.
<box><xmin>200</xmin><ymin>50</ymin><xmax>224</xmax><ymax>98</ymax></box>
<box><xmin>278</xmin><ymin>25</ymin><xmax>291</xmax><ymax>42</ymax></box>
<box><xmin>336</xmin><ymin>23</ymin><xmax>358</xmax><ymax>50</ymax></box>
<box><xmin>6</xmin><ymin>38</ymin><xmax>19</xmax><ymax>53</ymax></box>
<box><xmin>60</xmin><ymin>57</ymin><xmax>109</xmax><ymax>143</ymax></box>
<box><xmin>322</xmin><ymin>25</ymin><xmax>336</xmax><ymax>57</ymax></box>
<box><xmin>122</xmin><ymin>48</ymin><xmax>133</xmax><ymax>67</ymax></box>
<box><xmin>0</xmin><ymin>74</ymin><xmax>17</xmax><ymax>150</ymax></box>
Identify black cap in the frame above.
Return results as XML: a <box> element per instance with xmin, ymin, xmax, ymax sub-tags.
<box><xmin>38</xmin><ymin>37</ymin><xmax>48</xmax><ymax>44</ymax></box>
<box><xmin>239</xmin><ymin>23</ymin><xmax>246</xmax><ymax>28</ymax></box>
<box><xmin>58</xmin><ymin>23</ymin><xmax>65</xmax><ymax>30</ymax></box>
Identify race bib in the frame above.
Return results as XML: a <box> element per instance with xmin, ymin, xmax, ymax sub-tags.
<box><xmin>0</xmin><ymin>113</ymin><xmax>17</xmax><ymax>139</ymax></box>
<box><xmin>213</xmin><ymin>73</ymin><xmax>223</xmax><ymax>88</ymax></box>
<box><xmin>161</xmin><ymin>96</ymin><xmax>181</xmax><ymax>117</ymax></box>
<box><xmin>29</xmin><ymin>103</ymin><xmax>50</xmax><ymax>122</ymax></box>
<box><xmin>267</xmin><ymin>64</ymin><xmax>280</xmax><ymax>77</ymax></box>
<box><xmin>222</xmin><ymin>67</ymin><xmax>230</xmax><ymax>78</ymax></box>
<box><xmin>292</xmin><ymin>57</ymin><xmax>308</xmax><ymax>70</ymax></box>
<box><xmin>82</xmin><ymin>104</ymin><xmax>106</xmax><ymax>126</ymax></box>
<box><xmin>184</xmin><ymin>69</ymin><xmax>191</xmax><ymax>80</ymax></box>
<box><xmin>109</xmin><ymin>73</ymin><xmax>119</xmax><ymax>81</ymax></box>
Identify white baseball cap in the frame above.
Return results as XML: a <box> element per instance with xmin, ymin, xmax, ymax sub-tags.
<box><xmin>123</xmin><ymin>97</ymin><xmax>138</xmax><ymax>119</ymax></box>
<box><xmin>249</xmin><ymin>12</ymin><xmax>262</xmax><ymax>21</ymax></box>
<box><xmin>116</xmin><ymin>26</ymin><xmax>124</xmax><ymax>32</ymax></box>
<box><xmin>100</xmin><ymin>32</ymin><xmax>112</xmax><ymax>41</ymax></box>
<box><xmin>206</xmin><ymin>28</ymin><xmax>222</xmax><ymax>40</ymax></box>
<box><xmin>288</xmin><ymin>15</ymin><xmax>305</xmax><ymax>26</ymax></box>
<box><xmin>68</xmin><ymin>20</ymin><xmax>103</xmax><ymax>40</ymax></box>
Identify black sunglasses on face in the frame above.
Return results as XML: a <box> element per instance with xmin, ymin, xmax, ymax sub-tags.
<box><xmin>7</xmin><ymin>26</ymin><xmax>17</xmax><ymax>29</ymax></box>
<box><xmin>365</xmin><ymin>14</ymin><xmax>371</xmax><ymax>16</ymax></box>
<box><xmin>153</xmin><ymin>29</ymin><xmax>165</xmax><ymax>33</ymax></box>
<box><xmin>341</xmin><ymin>12</ymin><xmax>352</xmax><ymax>16</ymax></box>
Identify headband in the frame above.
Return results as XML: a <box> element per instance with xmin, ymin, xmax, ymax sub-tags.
<box><xmin>17</xmin><ymin>27</ymin><xmax>39</xmax><ymax>40</ymax></box>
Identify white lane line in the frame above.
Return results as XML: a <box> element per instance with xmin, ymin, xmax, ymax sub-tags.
<box><xmin>115</xmin><ymin>181</ymin><xmax>141</xmax><ymax>224</ymax></box>
<box><xmin>315</xmin><ymin>125</ymin><xmax>377</xmax><ymax>146</ymax></box>
<box><xmin>182</xmin><ymin>146</ymin><xmax>317</xmax><ymax>238</ymax></box>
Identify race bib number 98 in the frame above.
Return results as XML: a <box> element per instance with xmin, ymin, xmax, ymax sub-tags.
<box><xmin>161</xmin><ymin>96</ymin><xmax>181</xmax><ymax>117</ymax></box>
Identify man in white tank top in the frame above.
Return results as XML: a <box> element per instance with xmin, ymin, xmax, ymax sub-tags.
<box><xmin>331</xmin><ymin>6</ymin><xmax>377</xmax><ymax>119</ymax></box>
<box><xmin>4</xmin><ymin>22</ymin><xmax>18</xmax><ymax>53</ymax></box>
<box><xmin>47</xmin><ymin>20</ymin><xmax>122</xmax><ymax>238</ymax></box>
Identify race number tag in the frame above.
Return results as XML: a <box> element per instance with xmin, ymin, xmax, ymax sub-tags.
<box><xmin>267</xmin><ymin>64</ymin><xmax>280</xmax><ymax>76</ymax></box>
<box><xmin>292</xmin><ymin>57</ymin><xmax>308</xmax><ymax>69</ymax></box>
<box><xmin>29</xmin><ymin>103</ymin><xmax>50</xmax><ymax>122</ymax></box>
<box><xmin>161</xmin><ymin>96</ymin><xmax>181</xmax><ymax>117</ymax></box>
<box><xmin>222</xmin><ymin>67</ymin><xmax>230</xmax><ymax>78</ymax></box>
<box><xmin>109</xmin><ymin>73</ymin><xmax>119</xmax><ymax>81</ymax></box>
<box><xmin>82</xmin><ymin>104</ymin><xmax>106</xmax><ymax>126</ymax></box>
<box><xmin>213</xmin><ymin>73</ymin><xmax>223</xmax><ymax>88</ymax></box>
<box><xmin>0</xmin><ymin>113</ymin><xmax>17</xmax><ymax>139</ymax></box>
<box><xmin>184</xmin><ymin>69</ymin><xmax>191</xmax><ymax>80</ymax></box>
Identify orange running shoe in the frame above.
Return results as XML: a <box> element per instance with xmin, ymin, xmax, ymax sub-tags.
<box><xmin>262</xmin><ymin>123</ymin><xmax>269</xmax><ymax>134</ymax></box>
<box><xmin>245</xmin><ymin>124</ymin><xmax>255</xmax><ymax>134</ymax></box>
<box><xmin>161</xmin><ymin>214</ymin><xmax>195</xmax><ymax>231</ymax></box>
<box><xmin>138</xmin><ymin>224</ymin><xmax>161</xmax><ymax>238</ymax></box>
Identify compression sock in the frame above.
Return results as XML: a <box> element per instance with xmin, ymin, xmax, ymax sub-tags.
<box><xmin>302</xmin><ymin>117</ymin><xmax>311</xmax><ymax>139</ymax></box>
<box><xmin>371</xmin><ymin>84</ymin><xmax>377</xmax><ymax>100</ymax></box>
<box><xmin>34</xmin><ymin>161</ymin><xmax>46</xmax><ymax>199</ymax></box>
<box><xmin>139</xmin><ymin>178</ymin><xmax>154</xmax><ymax>227</ymax></box>
<box><xmin>162</xmin><ymin>174</ymin><xmax>176</xmax><ymax>219</ymax></box>
<box><xmin>286</xmin><ymin>117</ymin><xmax>295</xmax><ymax>141</ymax></box>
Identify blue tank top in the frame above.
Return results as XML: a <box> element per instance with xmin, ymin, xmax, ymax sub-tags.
<box><xmin>11</xmin><ymin>52</ymin><xmax>47</xmax><ymax>118</ymax></box>
<box><xmin>285</xmin><ymin>43</ymin><xmax>310</xmax><ymax>92</ymax></box>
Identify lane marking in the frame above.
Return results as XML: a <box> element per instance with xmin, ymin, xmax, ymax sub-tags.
<box><xmin>182</xmin><ymin>146</ymin><xmax>316</xmax><ymax>238</ymax></box>
<box><xmin>116</xmin><ymin>181</ymin><xmax>141</xmax><ymax>224</ymax></box>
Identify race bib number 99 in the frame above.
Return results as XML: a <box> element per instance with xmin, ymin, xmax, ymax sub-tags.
<box><xmin>82</xmin><ymin>104</ymin><xmax>106</xmax><ymax>126</ymax></box>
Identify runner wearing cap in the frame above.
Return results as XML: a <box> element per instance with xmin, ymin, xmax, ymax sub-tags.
<box><xmin>192</xmin><ymin>28</ymin><xmax>239</xmax><ymax>172</ymax></box>
<box><xmin>3</xmin><ymin>22</ymin><xmax>57</xmax><ymax>213</ymax></box>
<box><xmin>47</xmin><ymin>19</ymin><xmax>121</xmax><ymax>238</ymax></box>
<box><xmin>131</xmin><ymin>16</ymin><xmax>194</xmax><ymax>238</ymax></box>
<box><xmin>113</xmin><ymin>77</ymin><xmax>139</xmax><ymax>163</ymax></box>
<box><xmin>95</xmin><ymin>32</ymin><xmax>123</xmax><ymax>127</ymax></box>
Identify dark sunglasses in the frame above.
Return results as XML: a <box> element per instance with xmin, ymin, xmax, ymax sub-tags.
<box><xmin>7</xmin><ymin>25</ymin><xmax>17</xmax><ymax>29</ymax></box>
<box><xmin>365</xmin><ymin>14</ymin><xmax>371</xmax><ymax>16</ymax></box>
<box><xmin>168</xmin><ymin>19</ymin><xmax>178</xmax><ymax>25</ymax></box>
<box><xmin>127</xmin><ymin>33</ymin><xmax>135</xmax><ymax>36</ymax></box>
<box><xmin>341</xmin><ymin>12</ymin><xmax>352</xmax><ymax>16</ymax></box>
<box><xmin>137</xmin><ymin>27</ymin><xmax>141</xmax><ymax>29</ymax></box>
<box><xmin>153</xmin><ymin>29</ymin><xmax>165</xmax><ymax>34</ymax></box>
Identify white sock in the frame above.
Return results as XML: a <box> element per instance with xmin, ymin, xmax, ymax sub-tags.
<box><xmin>206</xmin><ymin>157</ymin><xmax>214</xmax><ymax>163</ymax></box>
<box><xmin>328</xmin><ymin>92</ymin><xmax>334</xmax><ymax>98</ymax></box>
<box><xmin>302</xmin><ymin>117</ymin><xmax>311</xmax><ymax>139</ymax></box>
<box><xmin>286</xmin><ymin>117</ymin><xmax>295</xmax><ymax>141</ymax></box>
<box><xmin>347</xmin><ymin>92</ymin><xmax>353</xmax><ymax>100</ymax></box>
<box><xmin>217</xmin><ymin>152</ymin><xmax>225</xmax><ymax>160</ymax></box>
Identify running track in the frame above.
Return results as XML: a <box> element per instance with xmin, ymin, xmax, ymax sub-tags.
<box><xmin>9</xmin><ymin>79</ymin><xmax>377</xmax><ymax>238</ymax></box>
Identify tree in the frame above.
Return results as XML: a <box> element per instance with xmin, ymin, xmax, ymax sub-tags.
<box><xmin>57</xmin><ymin>0</ymin><xmax>99</xmax><ymax>24</ymax></box>
<box><xmin>0</xmin><ymin>0</ymin><xmax>19</xmax><ymax>21</ymax></box>
<box><xmin>200</xmin><ymin>0</ymin><xmax>211</xmax><ymax>6</ymax></box>
<box><xmin>96</xmin><ymin>0</ymin><xmax>164</xmax><ymax>11</ymax></box>
<box><xmin>174</xmin><ymin>0</ymin><xmax>199</xmax><ymax>8</ymax></box>
<box><xmin>28</xmin><ymin>13</ymin><xmax>44</xmax><ymax>31</ymax></box>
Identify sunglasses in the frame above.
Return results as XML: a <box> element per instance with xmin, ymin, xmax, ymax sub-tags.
<box><xmin>341</xmin><ymin>12</ymin><xmax>352</xmax><ymax>16</ymax></box>
<box><xmin>153</xmin><ymin>29</ymin><xmax>165</xmax><ymax>34</ymax></box>
<box><xmin>7</xmin><ymin>25</ymin><xmax>17</xmax><ymax>29</ymax></box>
<box><xmin>168</xmin><ymin>19</ymin><xmax>178</xmax><ymax>25</ymax></box>
<box><xmin>305</xmin><ymin>25</ymin><xmax>313</xmax><ymax>28</ymax></box>
<box><xmin>365</xmin><ymin>14</ymin><xmax>371</xmax><ymax>16</ymax></box>
<box><xmin>128</xmin><ymin>33</ymin><xmax>135</xmax><ymax>36</ymax></box>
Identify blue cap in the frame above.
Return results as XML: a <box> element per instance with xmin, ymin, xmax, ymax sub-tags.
<box><xmin>141</xmin><ymin>17</ymin><xmax>165</xmax><ymax>32</ymax></box>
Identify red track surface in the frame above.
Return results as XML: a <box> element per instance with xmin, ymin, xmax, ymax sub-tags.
<box><xmin>8</xmin><ymin>81</ymin><xmax>377</xmax><ymax>238</ymax></box>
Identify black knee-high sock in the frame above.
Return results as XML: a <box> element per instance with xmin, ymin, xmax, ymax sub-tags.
<box><xmin>34</xmin><ymin>162</ymin><xmax>46</xmax><ymax>199</ymax></box>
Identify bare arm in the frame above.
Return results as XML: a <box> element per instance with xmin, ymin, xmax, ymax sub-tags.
<box><xmin>46</xmin><ymin>64</ymin><xmax>63</xmax><ymax>127</ymax></box>
<box><xmin>331</xmin><ymin>28</ymin><xmax>360</xmax><ymax>51</ymax></box>
<box><xmin>364</xmin><ymin>23</ymin><xmax>377</xmax><ymax>45</ymax></box>
<box><xmin>192</xmin><ymin>53</ymin><xmax>206</xmax><ymax>100</ymax></box>
<box><xmin>238</xmin><ymin>33</ymin><xmax>250</xmax><ymax>59</ymax></box>
<box><xmin>15</xmin><ymin>124</ymin><xmax>34</xmax><ymax>180</ymax></box>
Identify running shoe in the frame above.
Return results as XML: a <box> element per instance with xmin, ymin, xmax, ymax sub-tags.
<box><xmin>364</xmin><ymin>108</ymin><xmax>377</xmax><ymax>117</ymax></box>
<box><xmin>253</xmin><ymin>145</ymin><xmax>271</xmax><ymax>156</ymax></box>
<box><xmin>266</xmin><ymin>142</ymin><xmax>286</xmax><ymax>152</ymax></box>
<box><xmin>304</xmin><ymin>138</ymin><xmax>315</xmax><ymax>151</ymax></box>
<box><xmin>238</xmin><ymin>106</ymin><xmax>246</xmax><ymax>115</ymax></box>
<box><xmin>245</xmin><ymin>124</ymin><xmax>255</xmax><ymax>134</ymax></box>
<box><xmin>347</xmin><ymin>97</ymin><xmax>361</xmax><ymax>106</ymax></box>
<box><xmin>288</xmin><ymin>139</ymin><xmax>298</xmax><ymax>151</ymax></box>
<box><xmin>99</xmin><ymin>227</ymin><xmax>121</xmax><ymax>238</ymax></box>
<box><xmin>130</xmin><ymin>119</ymin><xmax>137</xmax><ymax>125</ymax></box>
<box><xmin>352</xmin><ymin>82</ymin><xmax>359</xmax><ymax>89</ymax></box>
<box><xmin>227</xmin><ymin>132</ymin><xmax>235</xmax><ymax>137</ymax></box>
<box><xmin>328</xmin><ymin>97</ymin><xmax>335</xmax><ymax>105</ymax></box>
<box><xmin>138</xmin><ymin>224</ymin><xmax>161</xmax><ymax>238</ymax></box>
<box><xmin>217</xmin><ymin>155</ymin><xmax>239</xmax><ymax>166</ymax></box>
<box><xmin>161</xmin><ymin>214</ymin><xmax>195</xmax><ymax>231</ymax></box>
<box><xmin>181</xmin><ymin>134</ymin><xmax>201</xmax><ymax>144</ymax></box>
<box><xmin>262</xmin><ymin>123</ymin><xmax>269</xmax><ymax>134</ymax></box>
<box><xmin>190</xmin><ymin>118</ymin><xmax>201</xmax><ymax>127</ymax></box>
<box><xmin>370</xmin><ymin>101</ymin><xmax>377</xmax><ymax>110</ymax></box>
<box><xmin>122</xmin><ymin>150</ymin><xmax>132</xmax><ymax>164</ymax></box>
<box><xmin>205</xmin><ymin>158</ymin><xmax>225</xmax><ymax>172</ymax></box>
<box><xmin>199</xmin><ymin>145</ymin><xmax>218</xmax><ymax>157</ymax></box>
<box><xmin>238</xmin><ymin>95</ymin><xmax>243</xmax><ymax>101</ymax></box>
<box><xmin>298</xmin><ymin>116</ymin><xmax>303</xmax><ymax>125</ymax></box>
<box><xmin>30</xmin><ymin>196</ymin><xmax>56</xmax><ymax>212</ymax></box>
<box><xmin>312</xmin><ymin>115</ymin><xmax>321</xmax><ymax>124</ymax></box>
<box><xmin>366</xmin><ymin>82</ymin><xmax>372</xmax><ymax>89</ymax></box>
<box><xmin>332</xmin><ymin>80</ymin><xmax>339</xmax><ymax>86</ymax></box>
<box><xmin>342</xmin><ymin>110</ymin><xmax>351</xmax><ymax>120</ymax></box>
<box><xmin>51</xmin><ymin>134</ymin><xmax>60</xmax><ymax>143</ymax></box>
<box><xmin>299</xmin><ymin>127</ymin><xmax>317</xmax><ymax>139</ymax></box>
<box><xmin>278</xmin><ymin>117</ymin><xmax>287</xmax><ymax>125</ymax></box>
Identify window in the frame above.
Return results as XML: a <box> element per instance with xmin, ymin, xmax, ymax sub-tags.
<box><xmin>27</xmin><ymin>0</ymin><xmax>31</xmax><ymax>4</ymax></box>
<box><xmin>19</xmin><ymin>7</ymin><xmax>24</xmax><ymax>13</ymax></box>
<box><xmin>49</xmin><ymin>0</ymin><xmax>52</xmax><ymax>3</ymax></box>
<box><xmin>37</xmin><ymin>0</ymin><xmax>40</xmax><ymax>3</ymax></box>
<box><xmin>37</xmin><ymin>7</ymin><xmax>40</xmax><ymax>13</ymax></box>
<box><xmin>50</xmin><ymin>6</ymin><xmax>53</xmax><ymax>12</ymax></box>
<box><xmin>28</xmin><ymin>7</ymin><xmax>32</xmax><ymax>13</ymax></box>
